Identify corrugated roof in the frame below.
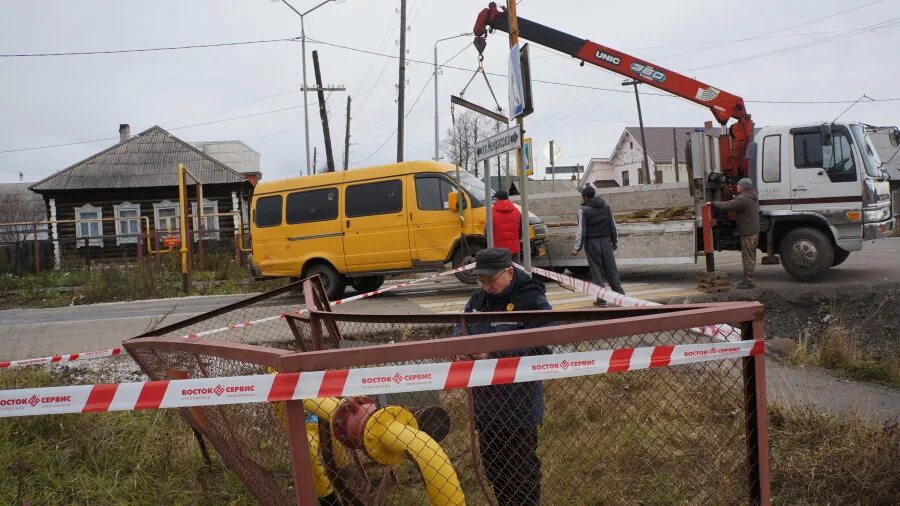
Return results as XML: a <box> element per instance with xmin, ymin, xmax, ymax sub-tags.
<box><xmin>623</xmin><ymin>127</ymin><xmax>695</xmax><ymax>164</ymax></box>
<box><xmin>869</xmin><ymin>129</ymin><xmax>900</xmax><ymax>181</ymax></box>
<box><xmin>0</xmin><ymin>183</ymin><xmax>46</xmax><ymax>222</ymax></box>
<box><xmin>30</xmin><ymin>126</ymin><xmax>249</xmax><ymax>192</ymax></box>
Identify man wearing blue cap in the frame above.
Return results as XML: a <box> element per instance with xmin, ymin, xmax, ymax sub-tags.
<box><xmin>709</xmin><ymin>178</ymin><xmax>760</xmax><ymax>288</ymax></box>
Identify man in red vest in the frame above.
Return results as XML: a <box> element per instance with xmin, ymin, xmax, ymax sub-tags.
<box><xmin>490</xmin><ymin>190</ymin><xmax>523</xmax><ymax>263</ymax></box>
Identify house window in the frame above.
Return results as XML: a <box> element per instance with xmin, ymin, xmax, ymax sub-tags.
<box><xmin>621</xmin><ymin>171</ymin><xmax>630</xmax><ymax>187</ymax></box>
<box><xmin>74</xmin><ymin>204</ymin><xmax>103</xmax><ymax>248</ymax></box>
<box><xmin>154</xmin><ymin>201</ymin><xmax>181</xmax><ymax>244</ymax></box>
<box><xmin>630</xmin><ymin>141</ymin><xmax>634</xmax><ymax>149</ymax></box>
<box><xmin>191</xmin><ymin>199</ymin><xmax>220</xmax><ymax>240</ymax></box>
<box><xmin>114</xmin><ymin>202</ymin><xmax>141</xmax><ymax>245</ymax></box>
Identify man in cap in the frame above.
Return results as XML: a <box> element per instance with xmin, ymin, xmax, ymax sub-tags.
<box><xmin>453</xmin><ymin>248</ymin><xmax>552</xmax><ymax>505</ymax></box>
<box><xmin>490</xmin><ymin>190</ymin><xmax>523</xmax><ymax>263</ymax></box>
<box><xmin>571</xmin><ymin>185</ymin><xmax>624</xmax><ymax>306</ymax></box>
<box><xmin>708</xmin><ymin>178</ymin><xmax>760</xmax><ymax>288</ymax></box>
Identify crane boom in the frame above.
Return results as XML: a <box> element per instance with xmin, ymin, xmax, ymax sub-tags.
<box><xmin>474</xmin><ymin>2</ymin><xmax>754</xmax><ymax>180</ymax></box>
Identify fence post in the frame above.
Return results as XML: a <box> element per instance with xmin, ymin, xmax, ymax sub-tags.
<box><xmin>741</xmin><ymin>319</ymin><xmax>771</xmax><ymax>505</ymax></box>
<box><xmin>32</xmin><ymin>222</ymin><xmax>39</xmax><ymax>274</ymax></box>
<box><xmin>283</xmin><ymin>399</ymin><xmax>319</xmax><ymax>505</ymax></box>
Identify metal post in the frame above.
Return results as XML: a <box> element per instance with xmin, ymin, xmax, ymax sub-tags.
<box><xmin>550</xmin><ymin>140</ymin><xmax>556</xmax><ymax>193</ymax></box>
<box><xmin>396</xmin><ymin>0</ymin><xmax>407</xmax><ymax>162</ymax></box>
<box><xmin>344</xmin><ymin>96</ymin><xmax>351</xmax><ymax>170</ymax></box>
<box><xmin>673</xmin><ymin>127</ymin><xmax>680</xmax><ymax>183</ymax></box>
<box><xmin>301</xmin><ymin>20</ymin><xmax>311</xmax><ymax>173</ymax></box>
<box><xmin>32</xmin><ymin>222</ymin><xmax>39</xmax><ymax>273</ymax></box>
<box><xmin>434</xmin><ymin>43</ymin><xmax>440</xmax><ymax>161</ymax></box>
<box><xmin>508</xmin><ymin>1</ymin><xmax>531</xmax><ymax>273</ymax></box>
<box><xmin>742</xmin><ymin>320</ymin><xmax>772</xmax><ymax>505</ymax></box>
<box><xmin>284</xmin><ymin>399</ymin><xmax>319</xmax><ymax>505</ymax></box>
<box><xmin>484</xmin><ymin>158</ymin><xmax>493</xmax><ymax>248</ymax></box>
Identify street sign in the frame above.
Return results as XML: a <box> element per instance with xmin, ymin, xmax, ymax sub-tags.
<box><xmin>542</xmin><ymin>141</ymin><xmax>562</xmax><ymax>164</ymax></box>
<box><xmin>163</xmin><ymin>236</ymin><xmax>180</xmax><ymax>248</ymax></box>
<box><xmin>508</xmin><ymin>43</ymin><xmax>525</xmax><ymax>119</ymax></box>
<box><xmin>523</xmin><ymin>137</ymin><xmax>534</xmax><ymax>176</ymax></box>
<box><xmin>475</xmin><ymin>125</ymin><xmax>522</xmax><ymax>162</ymax></box>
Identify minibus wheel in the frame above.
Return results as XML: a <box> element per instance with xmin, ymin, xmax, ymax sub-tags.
<box><xmin>452</xmin><ymin>244</ymin><xmax>483</xmax><ymax>285</ymax></box>
<box><xmin>306</xmin><ymin>263</ymin><xmax>346</xmax><ymax>299</ymax></box>
<box><xmin>350</xmin><ymin>276</ymin><xmax>385</xmax><ymax>294</ymax></box>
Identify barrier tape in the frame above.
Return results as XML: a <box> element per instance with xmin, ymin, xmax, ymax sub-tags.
<box><xmin>0</xmin><ymin>339</ymin><xmax>764</xmax><ymax>418</ymax></box>
<box><xmin>527</xmin><ymin>265</ymin><xmax>742</xmax><ymax>343</ymax></box>
<box><xmin>0</xmin><ymin>264</ymin><xmax>476</xmax><ymax>369</ymax></box>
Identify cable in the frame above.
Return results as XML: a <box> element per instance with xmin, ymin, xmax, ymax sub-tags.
<box><xmin>0</xmin><ymin>37</ymin><xmax>299</xmax><ymax>57</ymax></box>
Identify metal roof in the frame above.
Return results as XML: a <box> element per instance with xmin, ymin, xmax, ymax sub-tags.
<box><xmin>0</xmin><ymin>183</ymin><xmax>46</xmax><ymax>222</ymax></box>
<box><xmin>623</xmin><ymin>127</ymin><xmax>695</xmax><ymax>164</ymax></box>
<box><xmin>30</xmin><ymin>126</ymin><xmax>250</xmax><ymax>192</ymax></box>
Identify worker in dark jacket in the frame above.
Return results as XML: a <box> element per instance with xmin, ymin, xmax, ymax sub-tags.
<box><xmin>709</xmin><ymin>177</ymin><xmax>761</xmax><ymax>288</ymax></box>
<box><xmin>452</xmin><ymin>248</ymin><xmax>552</xmax><ymax>506</ymax></box>
<box><xmin>570</xmin><ymin>185</ymin><xmax>624</xmax><ymax>306</ymax></box>
<box><xmin>490</xmin><ymin>190</ymin><xmax>523</xmax><ymax>262</ymax></box>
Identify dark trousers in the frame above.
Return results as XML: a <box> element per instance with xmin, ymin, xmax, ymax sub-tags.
<box><xmin>478</xmin><ymin>427</ymin><xmax>541</xmax><ymax>506</ymax></box>
<box><xmin>584</xmin><ymin>236</ymin><xmax>624</xmax><ymax>296</ymax></box>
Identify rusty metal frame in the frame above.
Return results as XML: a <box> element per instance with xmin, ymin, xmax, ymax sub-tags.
<box><xmin>123</xmin><ymin>282</ymin><xmax>769</xmax><ymax>505</ymax></box>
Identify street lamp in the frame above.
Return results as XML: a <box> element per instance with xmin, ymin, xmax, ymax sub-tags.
<box><xmin>433</xmin><ymin>32</ymin><xmax>471</xmax><ymax>161</ymax></box>
<box><xmin>273</xmin><ymin>0</ymin><xmax>342</xmax><ymax>173</ymax></box>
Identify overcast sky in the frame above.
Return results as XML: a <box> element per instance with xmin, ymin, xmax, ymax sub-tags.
<box><xmin>1</xmin><ymin>0</ymin><xmax>898</xmax><ymax>183</ymax></box>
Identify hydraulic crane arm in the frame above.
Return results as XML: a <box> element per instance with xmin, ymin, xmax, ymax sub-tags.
<box><xmin>474</xmin><ymin>2</ymin><xmax>754</xmax><ymax>179</ymax></box>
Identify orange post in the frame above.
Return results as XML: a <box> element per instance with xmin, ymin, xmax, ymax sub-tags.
<box><xmin>702</xmin><ymin>202</ymin><xmax>716</xmax><ymax>272</ymax></box>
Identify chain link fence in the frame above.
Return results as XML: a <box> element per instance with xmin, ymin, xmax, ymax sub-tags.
<box><xmin>126</xmin><ymin>278</ymin><xmax>768</xmax><ymax>505</ymax></box>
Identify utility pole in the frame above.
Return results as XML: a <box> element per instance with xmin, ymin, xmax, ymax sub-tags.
<box><xmin>508</xmin><ymin>0</ymin><xmax>531</xmax><ymax>272</ymax></box>
<box><xmin>313</xmin><ymin>147</ymin><xmax>317</xmax><ymax>175</ymax></box>
<box><xmin>344</xmin><ymin>96</ymin><xmax>351</xmax><ymax>170</ymax></box>
<box><xmin>311</xmin><ymin>51</ymin><xmax>335</xmax><ymax>172</ymax></box>
<box><xmin>673</xmin><ymin>127</ymin><xmax>680</xmax><ymax>182</ymax></box>
<box><xmin>623</xmin><ymin>79</ymin><xmax>651</xmax><ymax>185</ymax></box>
<box><xmin>396</xmin><ymin>0</ymin><xmax>407</xmax><ymax>162</ymax></box>
<box><xmin>550</xmin><ymin>140</ymin><xmax>556</xmax><ymax>193</ymax></box>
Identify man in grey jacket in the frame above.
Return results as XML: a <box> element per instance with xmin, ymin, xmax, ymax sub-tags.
<box><xmin>709</xmin><ymin>178</ymin><xmax>761</xmax><ymax>289</ymax></box>
<box><xmin>571</xmin><ymin>185</ymin><xmax>624</xmax><ymax>306</ymax></box>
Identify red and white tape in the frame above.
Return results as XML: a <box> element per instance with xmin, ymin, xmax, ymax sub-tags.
<box><xmin>0</xmin><ymin>339</ymin><xmax>764</xmax><ymax>418</ymax></box>
<box><xmin>528</xmin><ymin>265</ymin><xmax>742</xmax><ymax>343</ymax></box>
<box><xmin>0</xmin><ymin>264</ymin><xmax>476</xmax><ymax>369</ymax></box>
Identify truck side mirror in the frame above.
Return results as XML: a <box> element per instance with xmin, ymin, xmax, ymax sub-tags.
<box><xmin>890</xmin><ymin>127</ymin><xmax>900</xmax><ymax>147</ymax></box>
<box><xmin>820</xmin><ymin>124</ymin><xmax>833</xmax><ymax>147</ymax></box>
<box><xmin>447</xmin><ymin>191</ymin><xmax>459</xmax><ymax>212</ymax></box>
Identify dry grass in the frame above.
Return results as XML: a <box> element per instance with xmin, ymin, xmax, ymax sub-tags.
<box><xmin>790</xmin><ymin>322</ymin><xmax>900</xmax><ymax>386</ymax></box>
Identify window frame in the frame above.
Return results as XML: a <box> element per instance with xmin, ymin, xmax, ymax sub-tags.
<box><xmin>153</xmin><ymin>200</ymin><xmax>181</xmax><ymax>248</ymax></box>
<box><xmin>74</xmin><ymin>203</ymin><xmax>103</xmax><ymax>248</ymax></box>
<box><xmin>113</xmin><ymin>202</ymin><xmax>141</xmax><ymax>246</ymax></box>
<box><xmin>285</xmin><ymin>187</ymin><xmax>340</xmax><ymax>225</ymax></box>
<box><xmin>414</xmin><ymin>175</ymin><xmax>455</xmax><ymax>212</ymax></box>
<box><xmin>621</xmin><ymin>170</ymin><xmax>630</xmax><ymax>187</ymax></box>
<box><xmin>345</xmin><ymin>179</ymin><xmax>404</xmax><ymax>218</ymax></box>
<box><xmin>191</xmin><ymin>199</ymin><xmax>220</xmax><ymax>241</ymax></box>
<box><xmin>761</xmin><ymin>135</ymin><xmax>782</xmax><ymax>183</ymax></box>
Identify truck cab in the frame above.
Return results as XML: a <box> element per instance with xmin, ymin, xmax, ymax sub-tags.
<box><xmin>693</xmin><ymin>122</ymin><xmax>893</xmax><ymax>280</ymax></box>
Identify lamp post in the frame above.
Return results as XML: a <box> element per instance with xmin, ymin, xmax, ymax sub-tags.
<box><xmin>433</xmin><ymin>32</ymin><xmax>471</xmax><ymax>160</ymax></box>
<box><xmin>275</xmin><ymin>0</ymin><xmax>340</xmax><ymax>173</ymax></box>
<box><xmin>622</xmin><ymin>79</ymin><xmax>651</xmax><ymax>185</ymax></box>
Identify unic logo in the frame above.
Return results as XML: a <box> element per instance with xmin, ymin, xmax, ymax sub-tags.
<box><xmin>594</xmin><ymin>51</ymin><xmax>621</xmax><ymax>65</ymax></box>
<box><xmin>630</xmin><ymin>63</ymin><xmax>667</xmax><ymax>83</ymax></box>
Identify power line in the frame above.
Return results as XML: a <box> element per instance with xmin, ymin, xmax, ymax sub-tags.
<box><xmin>0</xmin><ymin>37</ymin><xmax>300</xmax><ymax>57</ymax></box>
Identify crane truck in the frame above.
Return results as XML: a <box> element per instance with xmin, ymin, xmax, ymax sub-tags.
<box><xmin>473</xmin><ymin>3</ymin><xmax>895</xmax><ymax>281</ymax></box>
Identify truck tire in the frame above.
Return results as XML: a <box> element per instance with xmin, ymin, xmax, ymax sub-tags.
<box><xmin>832</xmin><ymin>248</ymin><xmax>850</xmax><ymax>266</ymax></box>
<box><xmin>305</xmin><ymin>263</ymin><xmax>346</xmax><ymax>300</ymax></box>
<box><xmin>453</xmin><ymin>244</ymin><xmax>483</xmax><ymax>285</ymax></box>
<box><xmin>350</xmin><ymin>275</ymin><xmax>385</xmax><ymax>294</ymax></box>
<box><xmin>779</xmin><ymin>228</ymin><xmax>834</xmax><ymax>281</ymax></box>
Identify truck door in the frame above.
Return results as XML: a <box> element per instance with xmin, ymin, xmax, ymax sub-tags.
<box><xmin>755</xmin><ymin>133</ymin><xmax>791</xmax><ymax>210</ymax></box>
<box><xmin>408</xmin><ymin>174</ymin><xmax>462</xmax><ymax>263</ymax></box>
<box><xmin>789</xmin><ymin>127</ymin><xmax>863</xmax><ymax>216</ymax></box>
<box><xmin>342</xmin><ymin>178</ymin><xmax>412</xmax><ymax>272</ymax></box>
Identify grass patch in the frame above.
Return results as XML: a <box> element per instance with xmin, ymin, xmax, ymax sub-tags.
<box><xmin>769</xmin><ymin>404</ymin><xmax>899</xmax><ymax>505</ymax></box>
<box><xmin>790</xmin><ymin>322</ymin><xmax>900</xmax><ymax>386</ymax></box>
<box><xmin>0</xmin><ymin>369</ymin><xmax>254</xmax><ymax>505</ymax></box>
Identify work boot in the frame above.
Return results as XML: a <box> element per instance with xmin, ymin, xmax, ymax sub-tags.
<box><xmin>593</xmin><ymin>299</ymin><xmax>607</xmax><ymax>307</ymax></box>
<box><xmin>736</xmin><ymin>282</ymin><xmax>755</xmax><ymax>289</ymax></box>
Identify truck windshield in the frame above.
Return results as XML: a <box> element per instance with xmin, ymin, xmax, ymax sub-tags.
<box><xmin>446</xmin><ymin>169</ymin><xmax>489</xmax><ymax>208</ymax></box>
<box><xmin>850</xmin><ymin>124</ymin><xmax>884</xmax><ymax>178</ymax></box>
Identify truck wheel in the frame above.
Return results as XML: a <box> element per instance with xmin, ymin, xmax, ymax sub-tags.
<box><xmin>779</xmin><ymin>228</ymin><xmax>834</xmax><ymax>281</ymax></box>
<box><xmin>832</xmin><ymin>248</ymin><xmax>850</xmax><ymax>266</ymax></box>
<box><xmin>305</xmin><ymin>263</ymin><xmax>346</xmax><ymax>300</ymax></box>
<box><xmin>453</xmin><ymin>244</ymin><xmax>483</xmax><ymax>285</ymax></box>
<box><xmin>350</xmin><ymin>275</ymin><xmax>385</xmax><ymax>294</ymax></box>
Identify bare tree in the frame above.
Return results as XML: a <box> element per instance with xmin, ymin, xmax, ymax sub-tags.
<box><xmin>441</xmin><ymin>111</ymin><xmax>500</xmax><ymax>177</ymax></box>
<box><xmin>0</xmin><ymin>187</ymin><xmax>45</xmax><ymax>243</ymax></box>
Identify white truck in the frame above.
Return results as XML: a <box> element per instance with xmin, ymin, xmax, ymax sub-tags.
<box><xmin>538</xmin><ymin>123</ymin><xmax>896</xmax><ymax>280</ymax></box>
